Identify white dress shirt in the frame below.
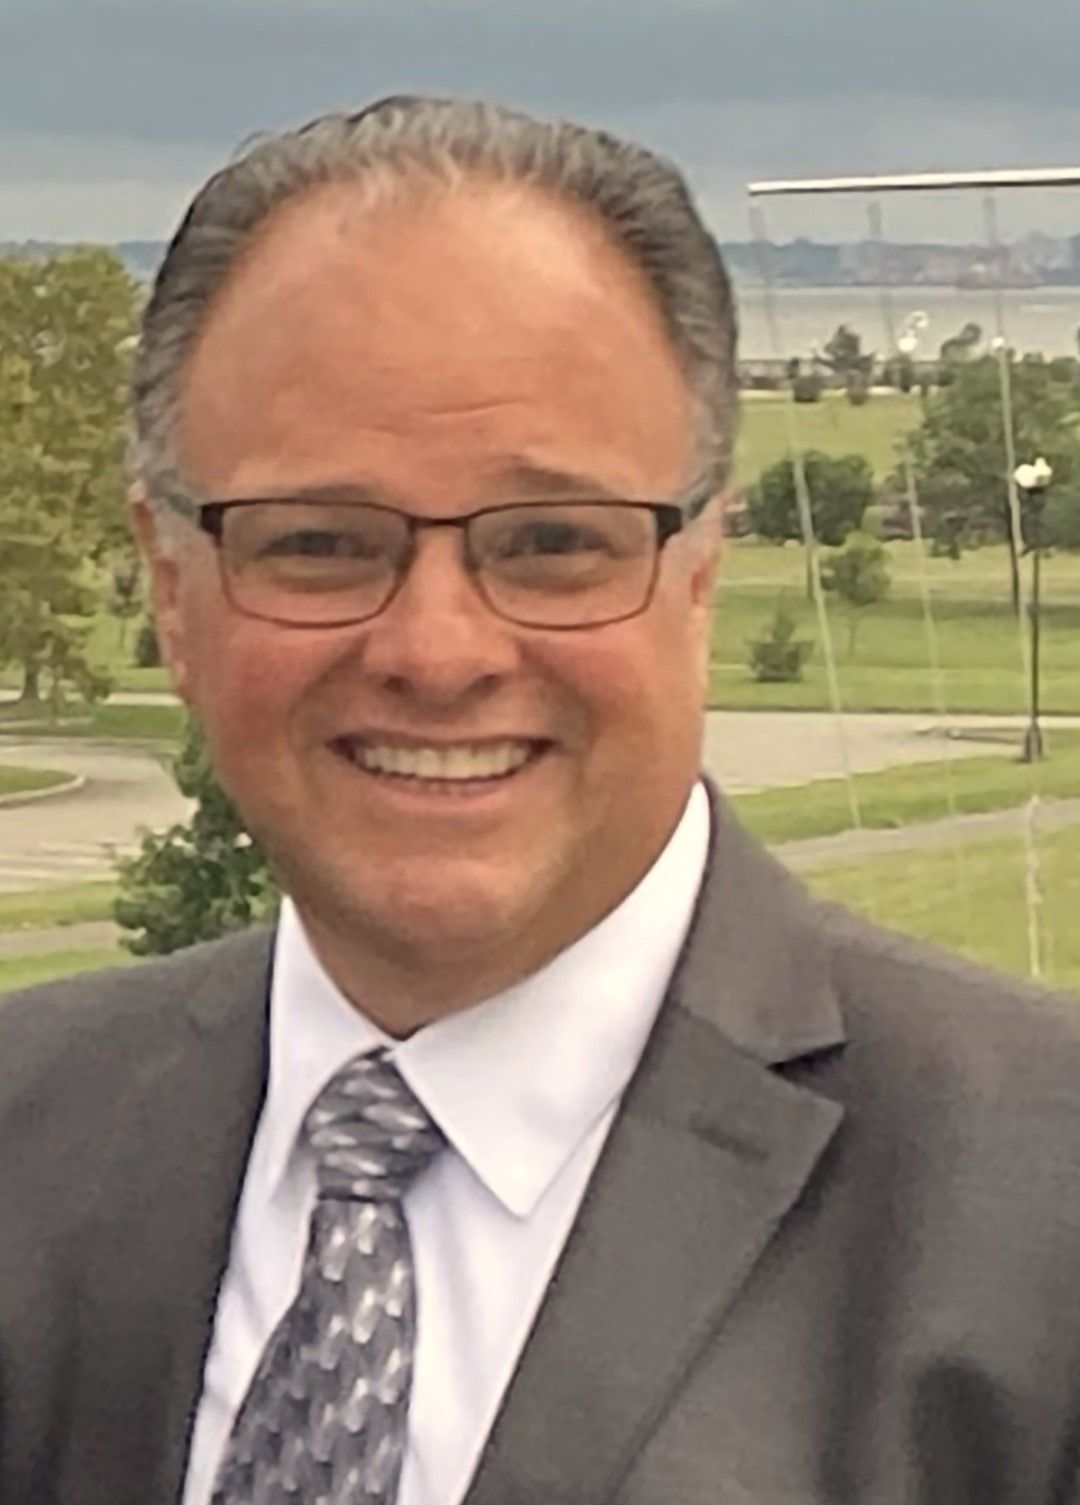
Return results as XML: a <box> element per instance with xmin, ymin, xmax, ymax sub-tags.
<box><xmin>182</xmin><ymin>780</ymin><xmax>710</xmax><ymax>1505</ymax></box>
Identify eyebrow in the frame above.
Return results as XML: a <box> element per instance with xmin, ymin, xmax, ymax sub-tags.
<box><xmin>224</xmin><ymin>460</ymin><xmax>627</xmax><ymax>507</ymax></box>
<box><xmin>249</xmin><ymin>481</ymin><xmax>396</xmax><ymax>506</ymax></box>
<box><xmin>480</xmin><ymin>458</ymin><xmax>625</xmax><ymax>501</ymax></box>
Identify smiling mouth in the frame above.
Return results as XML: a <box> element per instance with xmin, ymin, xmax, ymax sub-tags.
<box><xmin>331</xmin><ymin>737</ymin><xmax>552</xmax><ymax>786</ymax></box>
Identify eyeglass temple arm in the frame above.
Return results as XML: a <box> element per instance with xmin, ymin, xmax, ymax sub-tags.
<box><xmin>679</xmin><ymin>471</ymin><xmax>723</xmax><ymax>523</ymax></box>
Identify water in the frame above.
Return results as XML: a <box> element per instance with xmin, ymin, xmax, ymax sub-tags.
<box><xmin>734</xmin><ymin>283</ymin><xmax>1080</xmax><ymax>362</ymax></box>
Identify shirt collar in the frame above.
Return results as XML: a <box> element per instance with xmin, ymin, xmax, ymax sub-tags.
<box><xmin>264</xmin><ymin>779</ymin><xmax>711</xmax><ymax>1217</ymax></box>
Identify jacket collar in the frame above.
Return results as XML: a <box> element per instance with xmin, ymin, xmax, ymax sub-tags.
<box><xmin>463</xmin><ymin>777</ymin><xmax>847</xmax><ymax>1505</ymax></box>
<box><xmin>161</xmin><ymin>781</ymin><xmax>847</xmax><ymax>1505</ymax></box>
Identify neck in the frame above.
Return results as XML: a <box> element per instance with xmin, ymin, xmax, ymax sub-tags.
<box><xmin>288</xmin><ymin>780</ymin><xmax>699</xmax><ymax>1036</ymax></box>
<box><xmin>296</xmin><ymin>907</ymin><xmax>576</xmax><ymax>1036</ymax></box>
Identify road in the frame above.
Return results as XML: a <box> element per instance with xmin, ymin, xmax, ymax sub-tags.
<box><xmin>3</xmin><ymin>708</ymin><xmax>1079</xmax><ymax>891</ymax></box>
<box><xmin>0</xmin><ymin>740</ymin><xmax>190</xmax><ymax>891</ymax></box>
<box><xmin>706</xmin><ymin>710</ymin><xmax>1080</xmax><ymax>792</ymax></box>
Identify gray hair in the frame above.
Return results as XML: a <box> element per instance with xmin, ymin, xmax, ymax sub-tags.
<box><xmin>133</xmin><ymin>95</ymin><xmax>738</xmax><ymax>518</ymax></box>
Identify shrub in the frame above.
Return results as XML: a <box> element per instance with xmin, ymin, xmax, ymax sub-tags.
<box><xmin>114</xmin><ymin>718</ymin><xmax>279</xmax><ymax>954</ymax></box>
<box><xmin>747</xmin><ymin>608</ymin><xmax>813</xmax><ymax>683</ymax></box>
<box><xmin>747</xmin><ymin>450</ymin><xmax>874</xmax><ymax>547</ymax></box>
<box><xmin>792</xmin><ymin>372</ymin><xmax>825</xmax><ymax>403</ymax></box>
<box><xmin>821</xmin><ymin>531</ymin><xmax>890</xmax><ymax>657</ymax></box>
<box><xmin>133</xmin><ymin>618</ymin><xmax>161</xmax><ymax>668</ymax></box>
<box><xmin>846</xmin><ymin>371</ymin><xmax>871</xmax><ymax>406</ymax></box>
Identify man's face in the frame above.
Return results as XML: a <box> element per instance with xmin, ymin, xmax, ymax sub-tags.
<box><xmin>142</xmin><ymin>181</ymin><xmax>721</xmax><ymax>1002</ymax></box>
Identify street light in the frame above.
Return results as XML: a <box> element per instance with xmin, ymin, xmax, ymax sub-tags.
<box><xmin>1014</xmin><ymin>457</ymin><xmax>1053</xmax><ymax>762</ymax></box>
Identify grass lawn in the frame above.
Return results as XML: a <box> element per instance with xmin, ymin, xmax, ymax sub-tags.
<box><xmin>804</xmin><ymin>822</ymin><xmax>1080</xmax><ymax>991</ymax></box>
<box><xmin>0</xmin><ymin>946</ymin><xmax>134</xmax><ymax>995</ymax></box>
<box><xmin>0</xmin><ymin>765</ymin><xmax>71</xmax><ymax>797</ymax></box>
<box><xmin>730</xmin><ymin>736</ymin><xmax>1080</xmax><ymax>845</ymax></box>
<box><xmin>0</xmin><ymin>880</ymin><xmax>119</xmax><ymax>933</ymax></box>
<box><xmin>83</xmin><ymin>614</ymin><xmax>172</xmax><ymax>693</ymax></box>
<box><xmin>721</xmin><ymin>537</ymin><xmax>1080</xmax><ymax>601</ymax></box>
<box><xmin>69</xmin><ymin>540</ymin><xmax>1080</xmax><ymax>720</ymax></box>
<box><xmin>735</xmin><ymin>389</ymin><xmax>922</xmax><ymax>483</ymax></box>
<box><xmin>709</xmin><ymin>541</ymin><xmax>1080</xmax><ymax>714</ymax></box>
<box><xmin>0</xmin><ymin>701</ymin><xmax>185</xmax><ymax>743</ymax></box>
<box><xmin>0</xmin><ymin>621</ymin><xmax>171</xmax><ymax>696</ymax></box>
<box><xmin>108</xmin><ymin>666</ymin><xmax>174</xmax><ymax>693</ymax></box>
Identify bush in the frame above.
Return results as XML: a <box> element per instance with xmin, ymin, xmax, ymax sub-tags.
<box><xmin>114</xmin><ymin>718</ymin><xmax>279</xmax><ymax>954</ymax></box>
<box><xmin>747</xmin><ymin>450</ymin><xmax>875</xmax><ymax>548</ymax></box>
<box><xmin>846</xmin><ymin>371</ymin><xmax>871</xmax><ymax>406</ymax></box>
<box><xmin>1045</xmin><ymin>487</ymin><xmax>1080</xmax><ymax>551</ymax></box>
<box><xmin>133</xmin><ymin>618</ymin><xmax>161</xmax><ymax>668</ymax></box>
<box><xmin>792</xmin><ymin>372</ymin><xmax>825</xmax><ymax>403</ymax></box>
<box><xmin>747</xmin><ymin>608</ymin><xmax>813</xmax><ymax>683</ymax></box>
<box><xmin>821</xmin><ymin>531</ymin><xmax>890</xmax><ymax>657</ymax></box>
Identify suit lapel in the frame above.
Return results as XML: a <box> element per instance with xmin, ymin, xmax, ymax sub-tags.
<box><xmin>71</xmin><ymin>928</ymin><xmax>275</xmax><ymax>1504</ymax></box>
<box><xmin>155</xmin><ymin>929</ymin><xmax>277</xmax><ymax>1503</ymax></box>
<box><xmin>465</xmin><ymin>783</ymin><xmax>847</xmax><ymax>1505</ymax></box>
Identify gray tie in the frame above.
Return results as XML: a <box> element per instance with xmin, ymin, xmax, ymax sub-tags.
<box><xmin>211</xmin><ymin>1049</ymin><xmax>445</xmax><ymax>1504</ymax></box>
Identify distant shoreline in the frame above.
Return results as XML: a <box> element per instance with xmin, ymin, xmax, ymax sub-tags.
<box><xmin>730</xmin><ymin>276</ymin><xmax>1080</xmax><ymax>292</ymax></box>
<box><xmin>734</xmin><ymin>282</ymin><xmax>1080</xmax><ymax>361</ymax></box>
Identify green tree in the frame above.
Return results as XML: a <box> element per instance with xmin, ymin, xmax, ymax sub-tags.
<box><xmin>904</xmin><ymin>354</ymin><xmax>1080</xmax><ymax>610</ymax></box>
<box><xmin>747</xmin><ymin>451</ymin><xmax>874</xmax><ymax>548</ymax></box>
<box><xmin>0</xmin><ymin>249</ymin><xmax>140</xmax><ymax>704</ymax></box>
<box><xmin>821</xmin><ymin>531</ymin><xmax>890</xmax><ymax>658</ymax></box>
<box><xmin>938</xmin><ymin>321</ymin><xmax>982</xmax><ymax>381</ymax></box>
<box><xmin>115</xmin><ymin>718</ymin><xmax>279</xmax><ymax>955</ymax></box>
<box><xmin>817</xmin><ymin>324</ymin><xmax>875</xmax><ymax>386</ymax></box>
<box><xmin>1043</xmin><ymin>485</ymin><xmax>1080</xmax><ymax>551</ymax></box>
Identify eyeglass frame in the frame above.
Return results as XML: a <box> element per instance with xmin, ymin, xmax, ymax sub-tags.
<box><xmin>156</xmin><ymin>471</ymin><xmax>719</xmax><ymax>632</ymax></box>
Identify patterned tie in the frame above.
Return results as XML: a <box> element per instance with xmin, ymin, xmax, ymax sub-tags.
<box><xmin>211</xmin><ymin>1049</ymin><xmax>446</xmax><ymax>1504</ymax></box>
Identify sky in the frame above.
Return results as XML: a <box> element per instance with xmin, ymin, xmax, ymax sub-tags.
<box><xmin>3</xmin><ymin>0</ymin><xmax>1080</xmax><ymax>245</ymax></box>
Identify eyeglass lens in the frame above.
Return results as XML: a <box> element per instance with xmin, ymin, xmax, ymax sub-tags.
<box><xmin>217</xmin><ymin>501</ymin><xmax>661</xmax><ymax>627</ymax></box>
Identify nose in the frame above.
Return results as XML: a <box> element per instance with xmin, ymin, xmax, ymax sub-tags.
<box><xmin>359</xmin><ymin>526</ymin><xmax>522</xmax><ymax>704</ymax></box>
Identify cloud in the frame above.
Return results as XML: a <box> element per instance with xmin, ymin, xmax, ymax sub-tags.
<box><xmin>4</xmin><ymin>0</ymin><xmax>1080</xmax><ymax>148</ymax></box>
<box><xmin>3</xmin><ymin>0</ymin><xmax>1080</xmax><ymax>239</ymax></box>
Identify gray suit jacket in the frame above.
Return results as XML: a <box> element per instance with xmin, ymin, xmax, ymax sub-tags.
<box><xmin>3</xmin><ymin>782</ymin><xmax>1080</xmax><ymax>1504</ymax></box>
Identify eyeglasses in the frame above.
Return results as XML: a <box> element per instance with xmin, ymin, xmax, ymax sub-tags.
<box><xmin>193</xmin><ymin>487</ymin><xmax>713</xmax><ymax>630</ymax></box>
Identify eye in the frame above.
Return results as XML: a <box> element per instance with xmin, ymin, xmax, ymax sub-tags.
<box><xmin>495</xmin><ymin>520</ymin><xmax>609</xmax><ymax>558</ymax></box>
<box><xmin>258</xmin><ymin>529</ymin><xmax>378</xmax><ymax>560</ymax></box>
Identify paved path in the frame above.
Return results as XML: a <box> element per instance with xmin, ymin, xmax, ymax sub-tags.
<box><xmin>2</xmin><ymin>706</ymin><xmax>1079</xmax><ymax>958</ymax></box>
<box><xmin>0</xmin><ymin>740</ymin><xmax>190</xmax><ymax>891</ymax></box>
<box><xmin>778</xmin><ymin>795</ymin><xmax>1080</xmax><ymax>872</ymax></box>
<box><xmin>2</xmin><ymin>706</ymin><xmax>1079</xmax><ymax>892</ymax></box>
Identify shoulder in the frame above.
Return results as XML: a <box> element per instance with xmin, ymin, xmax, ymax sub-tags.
<box><xmin>811</xmin><ymin>898</ymin><xmax>1080</xmax><ymax>1132</ymax></box>
<box><xmin>0</xmin><ymin>926</ymin><xmax>275</xmax><ymax>1106</ymax></box>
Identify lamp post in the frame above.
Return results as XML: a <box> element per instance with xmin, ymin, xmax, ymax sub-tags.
<box><xmin>1014</xmin><ymin>457</ymin><xmax>1053</xmax><ymax>762</ymax></box>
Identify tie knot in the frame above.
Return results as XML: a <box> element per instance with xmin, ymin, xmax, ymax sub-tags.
<box><xmin>303</xmin><ymin>1050</ymin><xmax>444</xmax><ymax>1203</ymax></box>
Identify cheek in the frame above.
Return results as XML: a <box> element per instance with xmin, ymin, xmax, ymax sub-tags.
<box><xmin>182</xmin><ymin>601</ymin><xmax>333</xmax><ymax>748</ymax></box>
<box><xmin>541</xmin><ymin>617</ymin><xmax>700</xmax><ymax>750</ymax></box>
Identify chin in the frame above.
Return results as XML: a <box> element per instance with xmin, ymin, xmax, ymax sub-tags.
<box><xmin>298</xmin><ymin>851</ymin><xmax>548</xmax><ymax>953</ymax></box>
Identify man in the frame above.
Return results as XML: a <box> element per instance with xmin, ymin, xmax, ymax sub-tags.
<box><xmin>2</xmin><ymin>96</ymin><xmax>1080</xmax><ymax>1505</ymax></box>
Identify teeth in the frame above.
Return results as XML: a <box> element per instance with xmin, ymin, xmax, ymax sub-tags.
<box><xmin>350</xmin><ymin>741</ymin><xmax>536</xmax><ymax>781</ymax></box>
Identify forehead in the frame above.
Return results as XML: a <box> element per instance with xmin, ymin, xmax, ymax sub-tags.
<box><xmin>178</xmin><ymin>179</ymin><xmax>694</xmax><ymax>499</ymax></box>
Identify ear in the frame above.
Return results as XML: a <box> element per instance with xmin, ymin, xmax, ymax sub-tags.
<box><xmin>688</xmin><ymin>493</ymin><xmax>726</xmax><ymax>608</ymax></box>
<box><xmin>127</xmin><ymin>483</ymin><xmax>197</xmax><ymax>707</ymax></box>
<box><xmin>687</xmin><ymin>493</ymin><xmax>727</xmax><ymax>692</ymax></box>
